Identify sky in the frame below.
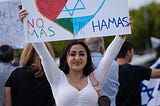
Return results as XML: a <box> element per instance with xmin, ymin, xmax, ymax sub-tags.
<box><xmin>128</xmin><ymin>0</ymin><xmax>160</xmax><ymax>10</ymax></box>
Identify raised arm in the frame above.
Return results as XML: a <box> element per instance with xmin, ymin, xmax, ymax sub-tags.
<box><xmin>94</xmin><ymin>35</ymin><xmax>125</xmax><ymax>87</ymax></box>
<box><xmin>150</xmin><ymin>69</ymin><xmax>160</xmax><ymax>78</ymax></box>
<box><xmin>19</xmin><ymin>9</ymin><xmax>62</xmax><ymax>85</ymax></box>
<box><xmin>32</xmin><ymin>43</ymin><xmax>62</xmax><ymax>85</ymax></box>
<box><xmin>150</xmin><ymin>58</ymin><xmax>160</xmax><ymax>78</ymax></box>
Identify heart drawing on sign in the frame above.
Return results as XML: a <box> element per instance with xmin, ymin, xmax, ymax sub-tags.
<box><xmin>35</xmin><ymin>0</ymin><xmax>106</xmax><ymax>35</ymax></box>
<box><xmin>35</xmin><ymin>0</ymin><xmax>68</xmax><ymax>21</ymax></box>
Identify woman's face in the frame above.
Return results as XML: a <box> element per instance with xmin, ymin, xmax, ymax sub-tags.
<box><xmin>67</xmin><ymin>44</ymin><xmax>87</xmax><ymax>72</ymax></box>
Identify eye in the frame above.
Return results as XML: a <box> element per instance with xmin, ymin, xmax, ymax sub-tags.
<box><xmin>69</xmin><ymin>53</ymin><xmax>76</xmax><ymax>56</ymax></box>
<box><xmin>79</xmin><ymin>52</ymin><xmax>85</xmax><ymax>56</ymax></box>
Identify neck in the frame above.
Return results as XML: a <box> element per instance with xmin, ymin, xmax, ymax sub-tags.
<box><xmin>67</xmin><ymin>71</ymin><xmax>85</xmax><ymax>80</ymax></box>
<box><xmin>116</xmin><ymin>58</ymin><xmax>129</xmax><ymax>65</ymax></box>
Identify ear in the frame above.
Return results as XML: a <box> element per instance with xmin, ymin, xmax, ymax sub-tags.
<box><xmin>100</xmin><ymin>46</ymin><xmax>104</xmax><ymax>54</ymax></box>
<box><xmin>126</xmin><ymin>50</ymin><xmax>132</xmax><ymax>56</ymax></box>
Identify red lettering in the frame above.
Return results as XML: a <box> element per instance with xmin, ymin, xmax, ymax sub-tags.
<box><xmin>27</xmin><ymin>18</ymin><xmax>44</xmax><ymax>29</ymax></box>
<box><xmin>27</xmin><ymin>18</ymin><xmax>34</xmax><ymax>29</ymax></box>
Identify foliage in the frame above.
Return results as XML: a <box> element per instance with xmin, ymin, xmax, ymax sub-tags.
<box><xmin>129</xmin><ymin>2</ymin><xmax>160</xmax><ymax>53</ymax></box>
<box><xmin>50</xmin><ymin>40</ymin><xmax>67</xmax><ymax>57</ymax></box>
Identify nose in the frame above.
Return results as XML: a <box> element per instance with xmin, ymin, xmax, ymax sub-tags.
<box><xmin>75</xmin><ymin>54</ymin><xmax>80</xmax><ymax>60</ymax></box>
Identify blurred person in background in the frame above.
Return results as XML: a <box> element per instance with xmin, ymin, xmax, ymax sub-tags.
<box><xmin>4</xmin><ymin>43</ymin><xmax>56</xmax><ymax>106</ymax></box>
<box><xmin>116</xmin><ymin>40</ymin><xmax>160</xmax><ymax>106</ymax></box>
<box><xmin>0</xmin><ymin>44</ymin><xmax>15</xmax><ymax>106</ymax></box>
<box><xmin>84</xmin><ymin>37</ymin><xmax>119</xmax><ymax>106</ymax></box>
<box><xmin>143</xmin><ymin>43</ymin><xmax>160</xmax><ymax>67</ymax></box>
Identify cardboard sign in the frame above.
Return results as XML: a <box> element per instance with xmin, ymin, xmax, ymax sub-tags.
<box><xmin>22</xmin><ymin>0</ymin><xmax>131</xmax><ymax>42</ymax></box>
<box><xmin>0</xmin><ymin>1</ymin><xmax>24</xmax><ymax>48</ymax></box>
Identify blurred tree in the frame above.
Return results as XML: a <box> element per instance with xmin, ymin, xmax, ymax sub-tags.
<box><xmin>50</xmin><ymin>40</ymin><xmax>67</xmax><ymax>57</ymax></box>
<box><xmin>129</xmin><ymin>2</ymin><xmax>160</xmax><ymax>54</ymax></box>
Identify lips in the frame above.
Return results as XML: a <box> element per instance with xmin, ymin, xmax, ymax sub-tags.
<box><xmin>74</xmin><ymin>62</ymin><xmax>81</xmax><ymax>66</ymax></box>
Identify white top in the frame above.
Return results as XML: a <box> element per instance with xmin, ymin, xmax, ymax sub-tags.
<box><xmin>32</xmin><ymin>36</ymin><xmax>125</xmax><ymax>106</ymax></box>
<box><xmin>91</xmin><ymin>52</ymin><xmax>119</xmax><ymax>106</ymax></box>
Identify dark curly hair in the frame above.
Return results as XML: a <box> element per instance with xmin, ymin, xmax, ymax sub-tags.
<box><xmin>59</xmin><ymin>39</ymin><xmax>95</xmax><ymax>76</ymax></box>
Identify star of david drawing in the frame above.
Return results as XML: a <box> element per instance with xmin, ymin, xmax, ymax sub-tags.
<box><xmin>62</xmin><ymin>0</ymin><xmax>85</xmax><ymax>16</ymax></box>
<box><xmin>141</xmin><ymin>83</ymin><xmax>154</xmax><ymax>106</ymax></box>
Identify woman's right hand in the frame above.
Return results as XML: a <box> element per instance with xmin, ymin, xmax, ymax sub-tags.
<box><xmin>19</xmin><ymin>9</ymin><xmax>28</xmax><ymax>23</ymax></box>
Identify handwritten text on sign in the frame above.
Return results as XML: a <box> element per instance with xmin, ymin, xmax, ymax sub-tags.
<box><xmin>0</xmin><ymin>1</ymin><xmax>24</xmax><ymax>48</ymax></box>
<box><xmin>22</xmin><ymin>0</ymin><xmax>131</xmax><ymax>42</ymax></box>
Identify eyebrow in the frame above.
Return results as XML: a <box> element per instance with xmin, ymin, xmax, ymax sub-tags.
<box><xmin>69</xmin><ymin>50</ymin><xmax>85</xmax><ymax>53</ymax></box>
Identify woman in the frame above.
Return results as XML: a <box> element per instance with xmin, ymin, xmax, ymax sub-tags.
<box><xmin>19</xmin><ymin>10</ymin><xmax>126</xmax><ymax>106</ymax></box>
<box><xmin>4</xmin><ymin>43</ymin><xmax>56</xmax><ymax>106</ymax></box>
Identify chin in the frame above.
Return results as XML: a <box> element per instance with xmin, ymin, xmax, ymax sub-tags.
<box><xmin>72</xmin><ymin>68</ymin><xmax>83</xmax><ymax>72</ymax></box>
